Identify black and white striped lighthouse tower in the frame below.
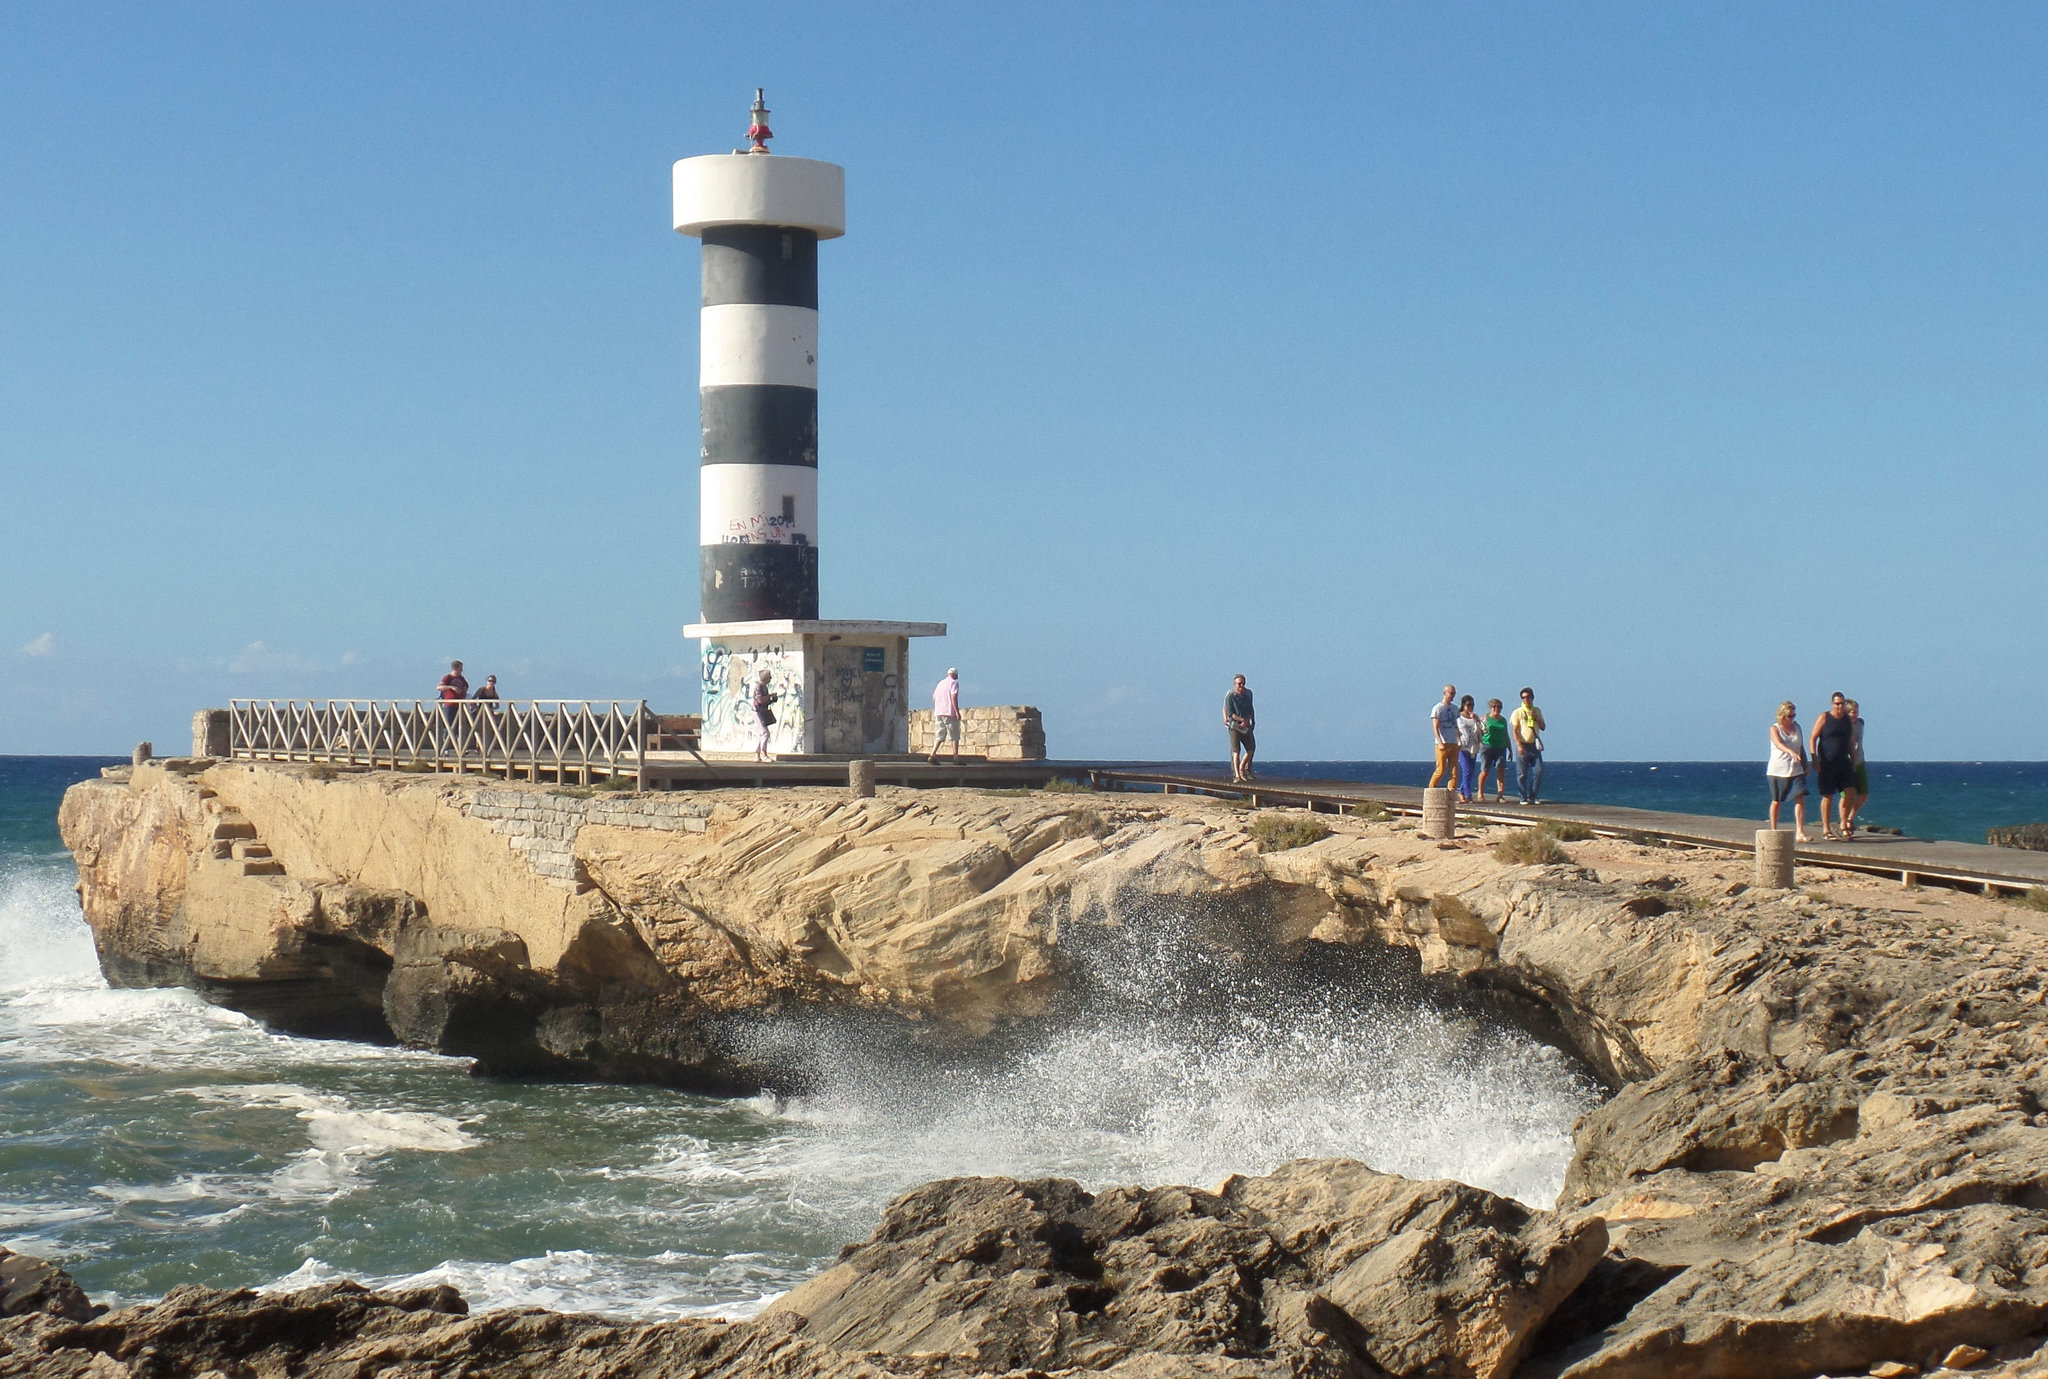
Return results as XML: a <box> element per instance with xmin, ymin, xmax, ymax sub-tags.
<box><xmin>674</xmin><ymin>90</ymin><xmax>843</xmax><ymax>622</ymax></box>
<box><xmin>676</xmin><ymin>94</ymin><xmax>944</xmax><ymax>757</ymax></box>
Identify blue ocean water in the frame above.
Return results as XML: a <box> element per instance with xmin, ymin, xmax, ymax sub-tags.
<box><xmin>1119</xmin><ymin>760</ymin><xmax>2048</xmax><ymax>846</ymax></box>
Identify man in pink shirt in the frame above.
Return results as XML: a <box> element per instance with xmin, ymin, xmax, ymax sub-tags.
<box><xmin>928</xmin><ymin>668</ymin><xmax>962</xmax><ymax>763</ymax></box>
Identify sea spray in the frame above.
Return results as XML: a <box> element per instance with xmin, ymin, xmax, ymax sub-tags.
<box><xmin>0</xmin><ymin>856</ymin><xmax>99</xmax><ymax>990</ymax></box>
<box><xmin>718</xmin><ymin>898</ymin><xmax>1600</xmax><ymax>1214</ymax></box>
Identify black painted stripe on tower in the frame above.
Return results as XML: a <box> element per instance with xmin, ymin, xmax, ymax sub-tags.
<box><xmin>699</xmin><ymin>385</ymin><xmax>817</xmax><ymax>467</ymax></box>
<box><xmin>702</xmin><ymin>225</ymin><xmax>819</xmax><ymax>309</ymax></box>
<box><xmin>700</xmin><ymin>542</ymin><xmax>821</xmax><ymax>622</ymax></box>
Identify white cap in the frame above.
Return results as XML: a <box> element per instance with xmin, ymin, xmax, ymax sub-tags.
<box><xmin>673</xmin><ymin>154</ymin><xmax>846</xmax><ymax>239</ymax></box>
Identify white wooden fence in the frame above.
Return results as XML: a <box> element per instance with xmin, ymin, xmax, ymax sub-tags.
<box><xmin>227</xmin><ymin>699</ymin><xmax>649</xmax><ymax>784</ymax></box>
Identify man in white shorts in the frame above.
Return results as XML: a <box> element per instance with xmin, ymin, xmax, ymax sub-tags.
<box><xmin>929</xmin><ymin>668</ymin><xmax>963</xmax><ymax>763</ymax></box>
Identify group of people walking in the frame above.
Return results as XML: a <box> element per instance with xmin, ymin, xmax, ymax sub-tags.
<box><xmin>1431</xmin><ymin>685</ymin><xmax>1549</xmax><ymax>805</ymax></box>
<box><xmin>1768</xmin><ymin>693</ymin><xmax>1869</xmax><ymax>840</ymax></box>
<box><xmin>1221</xmin><ymin>676</ymin><xmax>1551</xmax><ymax>804</ymax></box>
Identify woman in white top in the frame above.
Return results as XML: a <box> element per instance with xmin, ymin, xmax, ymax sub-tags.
<box><xmin>1455</xmin><ymin>696</ymin><xmax>1482</xmax><ymax>803</ymax></box>
<box><xmin>1766</xmin><ymin>700</ymin><xmax>1811</xmax><ymax>842</ymax></box>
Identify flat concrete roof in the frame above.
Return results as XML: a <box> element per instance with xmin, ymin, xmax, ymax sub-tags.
<box><xmin>683</xmin><ymin>619</ymin><xmax>947</xmax><ymax>639</ymax></box>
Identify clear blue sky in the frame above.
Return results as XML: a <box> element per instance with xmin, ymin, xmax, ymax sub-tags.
<box><xmin>4</xmin><ymin>3</ymin><xmax>2044</xmax><ymax>760</ymax></box>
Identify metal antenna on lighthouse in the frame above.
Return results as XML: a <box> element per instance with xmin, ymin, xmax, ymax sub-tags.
<box><xmin>747</xmin><ymin>89</ymin><xmax>772</xmax><ymax>153</ymax></box>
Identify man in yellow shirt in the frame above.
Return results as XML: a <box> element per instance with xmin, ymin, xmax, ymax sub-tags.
<box><xmin>1509</xmin><ymin>687</ymin><xmax>1547</xmax><ymax>805</ymax></box>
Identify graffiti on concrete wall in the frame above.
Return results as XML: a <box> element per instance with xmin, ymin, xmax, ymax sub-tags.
<box><xmin>701</xmin><ymin>641</ymin><xmax>806</xmax><ymax>754</ymax></box>
<box><xmin>820</xmin><ymin>642</ymin><xmax>904</xmax><ymax>754</ymax></box>
<box><xmin>720</xmin><ymin>513</ymin><xmax>807</xmax><ymax>545</ymax></box>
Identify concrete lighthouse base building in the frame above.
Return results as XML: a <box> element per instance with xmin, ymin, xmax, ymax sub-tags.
<box><xmin>678</xmin><ymin>95</ymin><xmax>942</xmax><ymax>756</ymax></box>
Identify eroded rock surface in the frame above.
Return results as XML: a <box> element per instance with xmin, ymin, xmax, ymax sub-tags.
<box><xmin>771</xmin><ymin>1162</ymin><xmax>1606</xmax><ymax>1378</ymax></box>
<box><xmin>53</xmin><ymin>764</ymin><xmax>2048</xmax><ymax>1377</ymax></box>
<box><xmin>0</xmin><ymin>1160</ymin><xmax>1603</xmax><ymax>1378</ymax></box>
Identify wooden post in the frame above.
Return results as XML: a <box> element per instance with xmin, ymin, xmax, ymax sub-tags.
<box><xmin>849</xmin><ymin>759</ymin><xmax>876</xmax><ymax>798</ymax></box>
<box><xmin>1421</xmin><ymin>787</ymin><xmax>1457</xmax><ymax>839</ymax></box>
<box><xmin>1755</xmin><ymin>828</ymin><xmax>1796</xmax><ymax>889</ymax></box>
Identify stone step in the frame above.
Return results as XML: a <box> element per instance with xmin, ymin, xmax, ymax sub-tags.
<box><xmin>240</xmin><ymin>859</ymin><xmax>285</xmax><ymax>877</ymax></box>
<box><xmin>209</xmin><ymin>840</ymin><xmax>235</xmax><ymax>861</ymax></box>
<box><xmin>231</xmin><ymin>841</ymin><xmax>273</xmax><ymax>861</ymax></box>
<box><xmin>211</xmin><ymin>817</ymin><xmax>257</xmax><ymax>841</ymax></box>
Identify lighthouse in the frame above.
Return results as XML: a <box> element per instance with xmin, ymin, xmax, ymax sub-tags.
<box><xmin>677</xmin><ymin>93</ymin><xmax>943</xmax><ymax>757</ymax></box>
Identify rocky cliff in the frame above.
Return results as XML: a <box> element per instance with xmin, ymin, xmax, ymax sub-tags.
<box><xmin>46</xmin><ymin>761</ymin><xmax>2048</xmax><ymax>1377</ymax></box>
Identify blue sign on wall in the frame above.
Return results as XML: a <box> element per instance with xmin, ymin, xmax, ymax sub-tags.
<box><xmin>861</xmin><ymin>647</ymin><xmax>886</xmax><ymax>673</ymax></box>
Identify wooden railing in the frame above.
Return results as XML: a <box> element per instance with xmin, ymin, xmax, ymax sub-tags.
<box><xmin>227</xmin><ymin>700</ymin><xmax>649</xmax><ymax>785</ymax></box>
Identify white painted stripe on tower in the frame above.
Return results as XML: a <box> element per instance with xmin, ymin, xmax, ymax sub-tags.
<box><xmin>699</xmin><ymin>463</ymin><xmax>818</xmax><ymax>546</ymax></box>
<box><xmin>700</xmin><ymin>304</ymin><xmax>818</xmax><ymax>389</ymax></box>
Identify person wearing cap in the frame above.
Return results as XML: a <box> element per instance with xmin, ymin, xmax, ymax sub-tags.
<box><xmin>929</xmin><ymin>668</ymin><xmax>963</xmax><ymax>763</ymax></box>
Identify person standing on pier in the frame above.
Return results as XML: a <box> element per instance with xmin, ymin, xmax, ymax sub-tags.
<box><xmin>1455</xmin><ymin>695</ymin><xmax>1481</xmax><ymax>803</ymax></box>
<box><xmin>1511</xmin><ymin>687</ymin><xmax>1547</xmax><ymax>805</ymax></box>
<box><xmin>1845</xmin><ymin>698</ymin><xmax>1869</xmax><ymax>835</ymax></box>
<box><xmin>436</xmin><ymin>660</ymin><xmax>469</xmax><ymax>752</ymax></box>
<box><xmin>1810</xmin><ymin>692</ymin><xmax>1857</xmax><ymax>840</ymax></box>
<box><xmin>1225</xmin><ymin>675</ymin><xmax>1256</xmax><ymax>782</ymax></box>
<box><xmin>1478</xmin><ymin>698</ymin><xmax>1511</xmax><ymax>803</ymax></box>
<box><xmin>1428</xmin><ymin>685</ymin><xmax>1460</xmax><ymax>792</ymax></box>
<box><xmin>929</xmin><ymin>668</ymin><xmax>963</xmax><ymax>764</ymax></box>
<box><xmin>1767</xmin><ymin>700</ymin><xmax>1812</xmax><ymax>842</ymax></box>
<box><xmin>751</xmin><ymin>670</ymin><xmax>778</xmax><ymax>763</ymax></box>
<box><xmin>474</xmin><ymin>675</ymin><xmax>500</xmax><ymax>706</ymax></box>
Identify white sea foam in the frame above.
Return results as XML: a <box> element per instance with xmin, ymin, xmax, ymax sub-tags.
<box><xmin>267</xmin><ymin>1248</ymin><xmax>793</xmax><ymax>1320</ymax></box>
<box><xmin>181</xmin><ymin>1084</ymin><xmax>479</xmax><ymax>1155</ymax></box>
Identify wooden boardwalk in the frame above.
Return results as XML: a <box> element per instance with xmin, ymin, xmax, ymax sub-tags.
<box><xmin>1084</xmin><ymin>767</ymin><xmax>2048</xmax><ymax>895</ymax></box>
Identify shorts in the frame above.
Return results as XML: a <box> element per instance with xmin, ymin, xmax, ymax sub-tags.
<box><xmin>1816</xmin><ymin>758</ymin><xmax>1854</xmax><ymax>797</ymax></box>
<box><xmin>1852</xmin><ymin>763</ymin><xmax>1870</xmax><ymax>795</ymax></box>
<box><xmin>1769</xmin><ymin>772</ymin><xmax>1807</xmax><ymax>805</ymax></box>
<box><xmin>1230</xmin><ymin>727</ymin><xmax>1255</xmax><ymax>754</ymax></box>
<box><xmin>1481</xmin><ymin>746</ymin><xmax>1507</xmax><ymax>773</ymax></box>
<box><xmin>933</xmin><ymin>714</ymin><xmax>962</xmax><ymax>745</ymax></box>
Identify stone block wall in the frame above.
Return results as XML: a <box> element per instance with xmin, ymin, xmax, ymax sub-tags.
<box><xmin>464</xmin><ymin>788</ymin><xmax>712</xmax><ymax>888</ymax></box>
<box><xmin>192</xmin><ymin>710</ymin><xmax>230</xmax><ymax>759</ymax></box>
<box><xmin>908</xmin><ymin>706</ymin><xmax>1046</xmax><ymax>760</ymax></box>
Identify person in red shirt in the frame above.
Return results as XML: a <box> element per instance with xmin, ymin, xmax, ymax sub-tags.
<box><xmin>437</xmin><ymin>661</ymin><xmax>469</xmax><ymax>747</ymax></box>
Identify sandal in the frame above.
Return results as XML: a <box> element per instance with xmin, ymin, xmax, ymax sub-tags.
<box><xmin>1823</xmin><ymin>830</ymin><xmax>1841</xmax><ymax>841</ymax></box>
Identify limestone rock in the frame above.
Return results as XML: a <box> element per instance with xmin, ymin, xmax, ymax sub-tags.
<box><xmin>1551</xmin><ymin>1205</ymin><xmax>2048</xmax><ymax>1379</ymax></box>
<box><xmin>772</xmin><ymin>1161</ymin><xmax>1601</xmax><ymax>1378</ymax></box>
<box><xmin>0</xmin><ymin>1249</ymin><xmax>92</xmax><ymax>1323</ymax></box>
<box><xmin>50</xmin><ymin>762</ymin><xmax>2048</xmax><ymax>1379</ymax></box>
<box><xmin>1219</xmin><ymin>1159</ymin><xmax>1607</xmax><ymax>1379</ymax></box>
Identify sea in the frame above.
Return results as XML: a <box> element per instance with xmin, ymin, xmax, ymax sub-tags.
<box><xmin>3</xmin><ymin>754</ymin><xmax>2039</xmax><ymax>1319</ymax></box>
<box><xmin>1137</xmin><ymin>759</ymin><xmax>2048</xmax><ymax>846</ymax></box>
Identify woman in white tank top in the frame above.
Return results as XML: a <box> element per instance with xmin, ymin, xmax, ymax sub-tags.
<box><xmin>1766</xmin><ymin>701</ymin><xmax>1811</xmax><ymax>841</ymax></box>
